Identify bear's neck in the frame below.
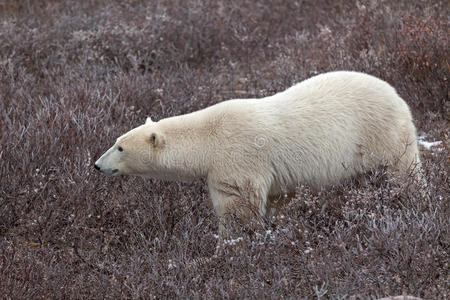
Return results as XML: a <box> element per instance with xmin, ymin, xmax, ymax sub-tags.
<box><xmin>157</xmin><ymin>113</ymin><xmax>217</xmax><ymax>181</ymax></box>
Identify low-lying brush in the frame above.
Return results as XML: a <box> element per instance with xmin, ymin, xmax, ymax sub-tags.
<box><xmin>0</xmin><ymin>0</ymin><xmax>448</xmax><ymax>298</ymax></box>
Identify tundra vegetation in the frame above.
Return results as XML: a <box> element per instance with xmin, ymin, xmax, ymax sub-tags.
<box><xmin>0</xmin><ymin>0</ymin><xmax>448</xmax><ymax>298</ymax></box>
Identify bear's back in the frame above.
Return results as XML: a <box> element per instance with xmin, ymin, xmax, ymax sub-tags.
<box><xmin>268</xmin><ymin>71</ymin><xmax>408</xmax><ymax>114</ymax></box>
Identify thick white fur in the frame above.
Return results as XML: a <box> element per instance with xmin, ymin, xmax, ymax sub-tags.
<box><xmin>95</xmin><ymin>71</ymin><xmax>421</xmax><ymax>232</ymax></box>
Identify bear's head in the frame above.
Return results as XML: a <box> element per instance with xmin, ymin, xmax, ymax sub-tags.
<box><xmin>94</xmin><ymin>117</ymin><xmax>165</xmax><ymax>176</ymax></box>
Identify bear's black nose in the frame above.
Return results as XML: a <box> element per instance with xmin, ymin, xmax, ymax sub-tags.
<box><xmin>94</xmin><ymin>164</ymin><xmax>100</xmax><ymax>171</ymax></box>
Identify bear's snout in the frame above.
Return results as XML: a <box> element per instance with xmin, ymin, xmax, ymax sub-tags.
<box><xmin>94</xmin><ymin>162</ymin><xmax>119</xmax><ymax>175</ymax></box>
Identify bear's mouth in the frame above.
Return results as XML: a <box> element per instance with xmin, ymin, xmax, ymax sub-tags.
<box><xmin>94</xmin><ymin>165</ymin><xmax>119</xmax><ymax>175</ymax></box>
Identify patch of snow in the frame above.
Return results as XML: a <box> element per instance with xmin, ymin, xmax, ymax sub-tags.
<box><xmin>419</xmin><ymin>140</ymin><xmax>442</xmax><ymax>150</ymax></box>
<box><xmin>304</xmin><ymin>247</ymin><xmax>313</xmax><ymax>254</ymax></box>
<box><xmin>418</xmin><ymin>133</ymin><xmax>443</xmax><ymax>151</ymax></box>
<box><xmin>168</xmin><ymin>259</ymin><xmax>176</xmax><ymax>270</ymax></box>
<box><xmin>223</xmin><ymin>237</ymin><xmax>243</xmax><ymax>246</ymax></box>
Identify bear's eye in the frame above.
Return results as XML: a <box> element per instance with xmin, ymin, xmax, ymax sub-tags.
<box><xmin>118</xmin><ymin>146</ymin><xmax>124</xmax><ymax>152</ymax></box>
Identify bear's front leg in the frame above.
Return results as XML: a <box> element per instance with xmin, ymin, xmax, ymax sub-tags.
<box><xmin>207</xmin><ymin>177</ymin><xmax>269</xmax><ymax>238</ymax></box>
<box><xmin>207</xmin><ymin>184</ymin><xmax>239</xmax><ymax>237</ymax></box>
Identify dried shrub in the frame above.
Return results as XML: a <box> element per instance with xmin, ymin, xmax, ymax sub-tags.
<box><xmin>0</xmin><ymin>0</ymin><xmax>448</xmax><ymax>298</ymax></box>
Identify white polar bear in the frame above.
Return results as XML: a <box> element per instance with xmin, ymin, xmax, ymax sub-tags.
<box><xmin>95</xmin><ymin>71</ymin><xmax>421</xmax><ymax>233</ymax></box>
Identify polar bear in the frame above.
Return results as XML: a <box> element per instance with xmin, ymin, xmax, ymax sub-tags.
<box><xmin>95</xmin><ymin>71</ymin><xmax>421</xmax><ymax>233</ymax></box>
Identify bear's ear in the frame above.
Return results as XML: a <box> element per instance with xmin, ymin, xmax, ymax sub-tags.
<box><xmin>145</xmin><ymin>116</ymin><xmax>153</xmax><ymax>125</ymax></box>
<box><xmin>150</xmin><ymin>132</ymin><xmax>163</xmax><ymax>147</ymax></box>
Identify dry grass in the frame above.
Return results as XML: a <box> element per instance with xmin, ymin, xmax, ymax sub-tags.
<box><xmin>0</xmin><ymin>0</ymin><xmax>448</xmax><ymax>298</ymax></box>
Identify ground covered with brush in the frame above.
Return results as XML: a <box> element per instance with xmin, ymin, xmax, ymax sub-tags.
<box><xmin>0</xmin><ymin>0</ymin><xmax>448</xmax><ymax>298</ymax></box>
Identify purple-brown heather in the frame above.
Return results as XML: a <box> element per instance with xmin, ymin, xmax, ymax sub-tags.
<box><xmin>0</xmin><ymin>0</ymin><xmax>448</xmax><ymax>298</ymax></box>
